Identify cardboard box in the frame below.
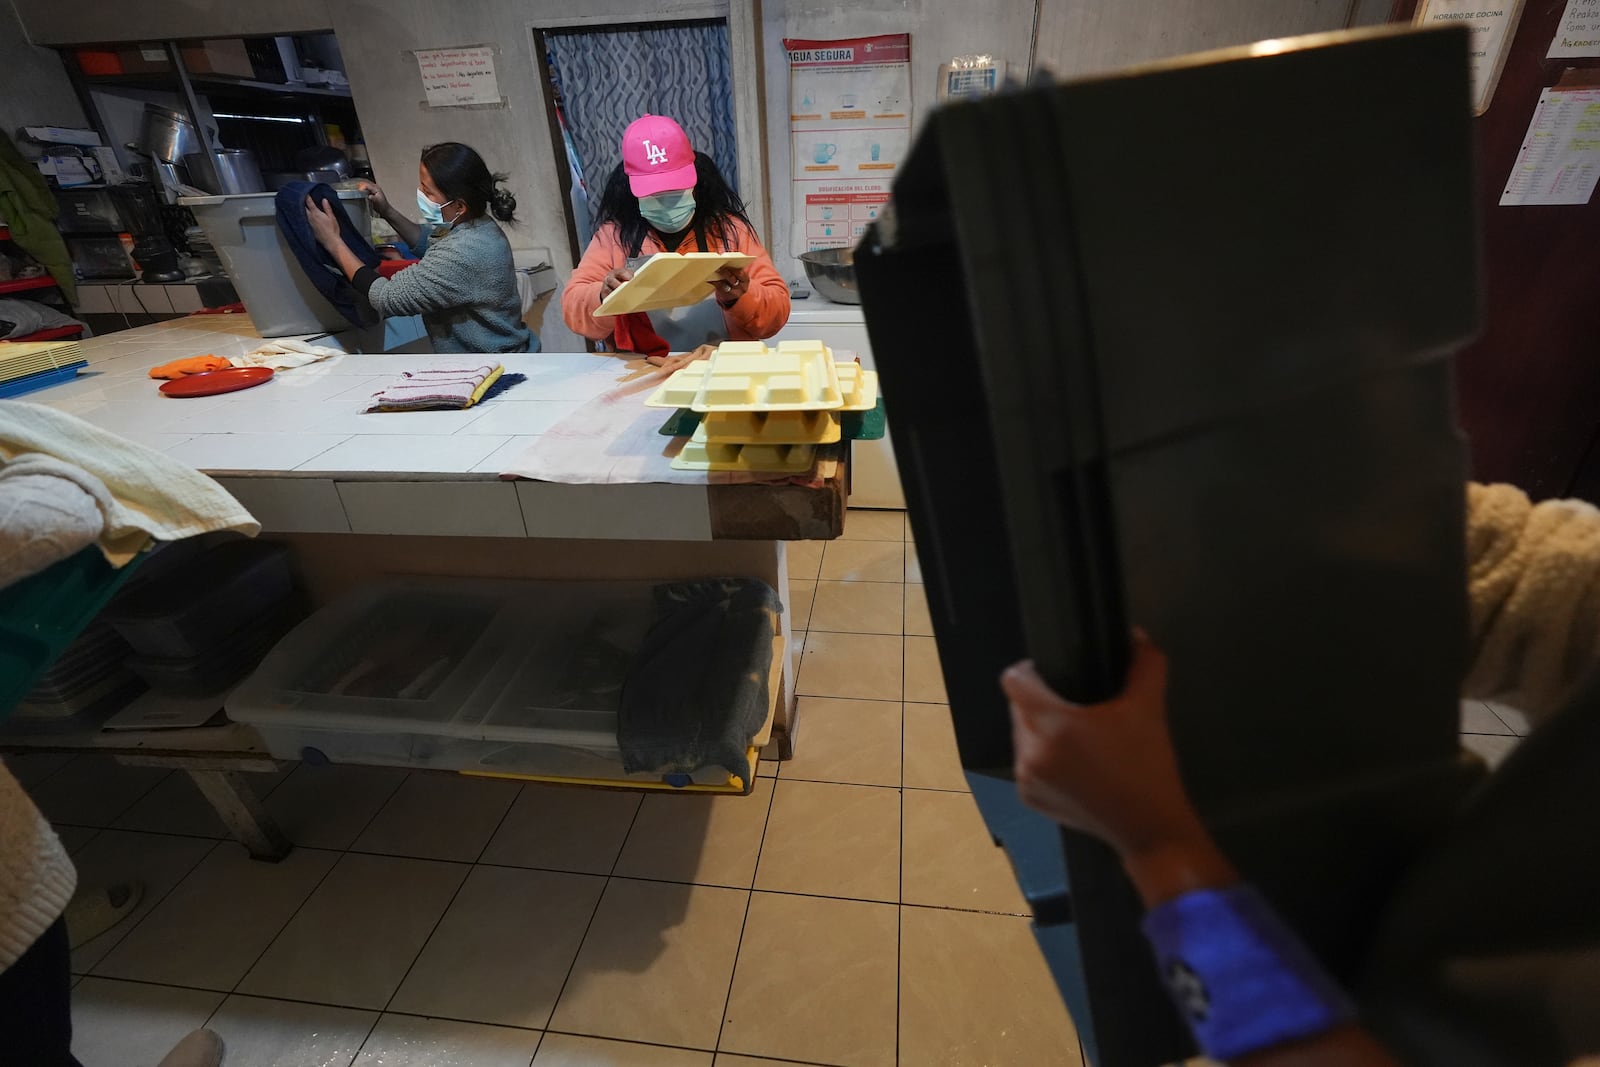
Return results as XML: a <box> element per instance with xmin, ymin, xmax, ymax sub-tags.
<box><xmin>180</xmin><ymin>40</ymin><xmax>254</xmax><ymax>79</ymax></box>
<box><xmin>117</xmin><ymin>44</ymin><xmax>173</xmax><ymax>74</ymax></box>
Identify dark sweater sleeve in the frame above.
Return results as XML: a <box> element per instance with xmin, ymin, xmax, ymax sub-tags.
<box><xmin>352</xmin><ymin>266</ymin><xmax>380</xmax><ymax>296</ymax></box>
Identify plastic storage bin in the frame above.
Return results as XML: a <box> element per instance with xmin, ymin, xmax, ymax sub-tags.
<box><xmin>104</xmin><ymin>541</ymin><xmax>294</xmax><ymax>659</ymax></box>
<box><xmin>179</xmin><ymin>189</ymin><xmax>372</xmax><ymax>336</ymax></box>
<box><xmin>126</xmin><ymin>597</ymin><xmax>304</xmax><ymax>697</ymax></box>
<box><xmin>227</xmin><ymin>578</ymin><xmax>761</xmax><ymax>788</ymax></box>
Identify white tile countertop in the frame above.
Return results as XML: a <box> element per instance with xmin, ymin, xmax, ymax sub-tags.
<box><xmin>20</xmin><ymin>316</ymin><xmax>652</xmax><ymax>537</ymax></box>
<box><xmin>20</xmin><ymin>314</ymin><xmax>843</xmax><ymax>540</ymax></box>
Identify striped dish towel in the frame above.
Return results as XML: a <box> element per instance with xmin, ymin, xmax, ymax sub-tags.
<box><xmin>365</xmin><ymin>364</ymin><xmax>503</xmax><ymax>412</ymax></box>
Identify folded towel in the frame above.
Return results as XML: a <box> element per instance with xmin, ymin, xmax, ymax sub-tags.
<box><xmin>618</xmin><ymin>578</ymin><xmax>780</xmax><ymax>782</ymax></box>
<box><xmin>0</xmin><ymin>401</ymin><xmax>259</xmax><ymax>568</ymax></box>
<box><xmin>149</xmin><ymin>355</ymin><xmax>232</xmax><ymax>379</ymax></box>
<box><xmin>230</xmin><ymin>340</ymin><xmax>342</xmax><ymax>371</ymax></box>
<box><xmin>365</xmin><ymin>364</ymin><xmax>504</xmax><ymax>412</ymax></box>
<box><xmin>0</xmin><ymin>453</ymin><xmax>104</xmax><ymax>589</ymax></box>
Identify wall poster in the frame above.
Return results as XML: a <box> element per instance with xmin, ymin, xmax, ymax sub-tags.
<box><xmin>785</xmin><ymin>34</ymin><xmax>912</xmax><ymax>252</ymax></box>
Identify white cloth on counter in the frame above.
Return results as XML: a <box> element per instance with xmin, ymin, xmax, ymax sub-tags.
<box><xmin>229</xmin><ymin>339</ymin><xmax>342</xmax><ymax>371</ymax></box>
<box><xmin>0</xmin><ymin>400</ymin><xmax>259</xmax><ymax>569</ymax></box>
<box><xmin>0</xmin><ymin>453</ymin><xmax>105</xmax><ymax>589</ymax></box>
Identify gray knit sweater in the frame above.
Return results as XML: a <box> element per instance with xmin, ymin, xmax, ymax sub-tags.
<box><xmin>364</xmin><ymin>216</ymin><xmax>539</xmax><ymax>354</ymax></box>
<box><xmin>0</xmin><ymin>764</ymin><xmax>75</xmax><ymax>971</ymax></box>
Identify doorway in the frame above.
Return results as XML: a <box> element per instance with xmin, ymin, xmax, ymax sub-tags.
<box><xmin>534</xmin><ymin>18</ymin><xmax>740</xmax><ymax>264</ymax></box>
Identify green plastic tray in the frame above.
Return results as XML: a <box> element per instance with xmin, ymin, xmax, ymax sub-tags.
<box><xmin>0</xmin><ymin>547</ymin><xmax>144</xmax><ymax>721</ymax></box>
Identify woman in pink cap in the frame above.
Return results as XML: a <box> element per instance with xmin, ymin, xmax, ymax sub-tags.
<box><xmin>563</xmin><ymin>115</ymin><xmax>789</xmax><ymax>357</ymax></box>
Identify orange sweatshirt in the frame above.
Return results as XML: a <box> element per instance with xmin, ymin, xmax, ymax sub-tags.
<box><xmin>562</xmin><ymin>219</ymin><xmax>791</xmax><ymax>344</ymax></box>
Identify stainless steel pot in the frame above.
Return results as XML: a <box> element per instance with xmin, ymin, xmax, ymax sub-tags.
<box><xmin>139</xmin><ymin>104</ymin><xmax>202</xmax><ymax>164</ymax></box>
<box><xmin>183</xmin><ymin>149</ymin><xmax>265</xmax><ymax>195</ymax></box>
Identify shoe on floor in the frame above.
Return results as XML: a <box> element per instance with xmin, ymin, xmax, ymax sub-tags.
<box><xmin>157</xmin><ymin>1028</ymin><xmax>223</xmax><ymax>1067</ymax></box>
<box><xmin>64</xmin><ymin>881</ymin><xmax>144</xmax><ymax>949</ymax></box>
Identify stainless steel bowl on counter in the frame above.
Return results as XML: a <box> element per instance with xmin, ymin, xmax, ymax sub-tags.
<box><xmin>798</xmin><ymin>247</ymin><xmax>860</xmax><ymax>304</ymax></box>
<box><xmin>184</xmin><ymin>149</ymin><xmax>266</xmax><ymax>195</ymax></box>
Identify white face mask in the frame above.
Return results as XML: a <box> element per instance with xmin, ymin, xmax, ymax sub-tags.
<box><xmin>417</xmin><ymin>188</ymin><xmax>457</xmax><ymax>227</ymax></box>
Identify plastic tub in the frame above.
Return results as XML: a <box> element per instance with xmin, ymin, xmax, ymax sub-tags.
<box><xmin>104</xmin><ymin>541</ymin><xmax>294</xmax><ymax>659</ymax></box>
<box><xmin>178</xmin><ymin>189</ymin><xmax>371</xmax><ymax>336</ymax></box>
<box><xmin>227</xmin><ymin>578</ymin><xmax>746</xmax><ymax>786</ymax></box>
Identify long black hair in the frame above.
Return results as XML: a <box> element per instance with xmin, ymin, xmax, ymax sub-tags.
<box><xmin>595</xmin><ymin>152</ymin><xmax>754</xmax><ymax>255</ymax></box>
<box><xmin>420</xmin><ymin>142</ymin><xmax>517</xmax><ymax>223</ymax></box>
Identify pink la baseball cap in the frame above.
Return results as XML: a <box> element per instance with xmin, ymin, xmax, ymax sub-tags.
<box><xmin>622</xmin><ymin>114</ymin><xmax>697</xmax><ymax>197</ymax></box>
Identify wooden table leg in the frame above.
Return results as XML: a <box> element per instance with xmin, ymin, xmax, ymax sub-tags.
<box><xmin>186</xmin><ymin>768</ymin><xmax>291</xmax><ymax>861</ymax></box>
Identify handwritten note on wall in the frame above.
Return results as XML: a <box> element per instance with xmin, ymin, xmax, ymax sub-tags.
<box><xmin>1549</xmin><ymin>0</ymin><xmax>1600</xmax><ymax>58</ymax></box>
<box><xmin>416</xmin><ymin>46</ymin><xmax>500</xmax><ymax>107</ymax></box>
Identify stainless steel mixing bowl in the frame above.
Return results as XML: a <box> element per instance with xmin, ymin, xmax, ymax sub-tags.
<box><xmin>799</xmin><ymin>248</ymin><xmax>860</xmax><ymax>304</ymax></box>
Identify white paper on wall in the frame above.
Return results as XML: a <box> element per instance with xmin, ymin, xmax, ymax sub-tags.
<box><xmin>416</xmin><ymin>45</ymin><xmax>501</xmax><ymax>108</ymax></box>
<box><xmin>1549</xmin><ymin>0</ymin><xmax>1600</xmax><ymax>58</ymax></box>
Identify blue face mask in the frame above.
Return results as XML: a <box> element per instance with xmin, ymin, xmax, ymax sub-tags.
<box><xmin>639</xmin><ymin>189</ymin><xmax>696</xmax><ymax>233</ymax></box>
<box><xmin>416</xmin><ymin>188</ymin><xmax>456</xmax><ymax>227</ymax></box>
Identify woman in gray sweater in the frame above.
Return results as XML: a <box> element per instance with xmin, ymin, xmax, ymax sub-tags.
<box><xmin>306</xmin><ymin>142</ymin><xmax>537</xmax><ymax>353</ymax></box>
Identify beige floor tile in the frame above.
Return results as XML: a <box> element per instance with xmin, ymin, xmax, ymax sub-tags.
<box><xmin>903</xmin><ymin>512</ymin><xmax>915</xmax><ymax>540</ymax></box>
<box><xmin>786</xmin><ymin>579</ymin><xmax>816</xmax><ymax>631</ymax></box>
<box><xmin>902</xmin><ymin>790</ymin><xmax>1028</xmax><ymax>915</ymax></box>
<box><xmin>1485</xmin><ymin>700</ymin><xmax>1531</xmax><ymax>735</ymax></box>
<box><xmin>536</xmin><ymin>1033</ymin><xmax>712</xmax><ymax>1066</ymax></box>
<box><xmin>96</xmin><ymin>843</ymin><xmax>338</xmax><ymax>989</ymax></box>
<box><xmin>809</xmin><ymin>580</ymin><xmax>904</xmax><ymax>634</ymax></box>
<box><xmin>904</xmin><ymin>635</ymin><xmax>949</xmax><ymax>704</ymax></box>
<box><xmin>390</xmin><ymin>865</ymin><xmax>605</xmax><ymax>1028</ymax></box>
<box><xmin>352</xmin><ymin>772</ymin><xmax>520</xmax><ymax>863</ymax></box>
<box><xmin>720</xmin><ymin>893</ymin><xmax>897</xmax><ymax>1067</ymax></box>
<box><xmin>204</xmin><ymin>994</ymin><xmax>377</xmax><ymax>1067</ymax></box>
<box><xmin>905</xmin><ymin>544</ymin><xmax>924</xmax><ymax>583</ymax></box>
<box><xmin>755</xmin><ymin>780</ymin><xmax>900</xmax><ymax>902</ymax></box>
<box><xmin>263</xmin><ymin>764</ymin><xmax>409</xmax><ymax>851</ymax></box>
<box><xmin>782</xmin><ymin>697</ymin><xmax>901</xmax><ymax>788</ymax></box>
<box><xmin>614</xmin><ymin>776</ymin><xmax>775</xmax><ymax>888</ymax></box>
<box><xmin>1459</xmin><ymin>700</ymin><xmax>1513</xmax><ymax>736</ymax></box>
<box><xmin>480</xmin><ymin>783</ymin><xmax>641</xmax><ymax>874</ymax></box>
<box><xmin>354</xmin><ymin>1014</ymin><xmax>540</xmax><ymax>1067</ymax></box>
<box><xmin>900</xmin><ymin>907</ymin><xmax>1082</xmax><ymax>1067</ymax></box>
<box><xmin>111</xmin><ymin>772</ymin><xmax>228</xmax><ymax>838</ymax></box>
<box><xmin>28</xmin><ymin>755</ymin><xmax>169</xmax><ymax>827</ymax></box>
<box><xmin>903</xmin><ymin>703</ymin><xmax>970</xmax><ymax>792</ymax></box>
<box><xmin>819</xmin><ymin>539</ymin><xmax>904</xmax><ymax>582</ymax></box>
<box><xmin>797</xmin><ymin>631</ymin><xmax>903</xmax><ymax>701</ymax></box>
<box><xmin>68</xmin><ymin>830</ymin><xmax>215</xmax><ymax>973</ymax></box>
<box><xmin>239</xmin><ymin>853</ymin><xmax>468</xmax><ymax>1009</ymax></box>
<box><xmin>841</xmin><ymin>508</ymin><xmax>907</xmax><ymax>541</ymax></box>
<box><xmin>1463</xmin><ymin>732</ymin><xmax>1520</xmax><ymax>770</ymax></box>
<box><xmin>71</xmin><ymin>978</ymin><xmax>224</xmax><ymax>1067</ymax></box>
<box><xmin>715</xmin><ymin>1057</ymin><xmax>831</xmax><ymax>1066</ymax></box>
<box><xmin>786</xmin><ymin>540</ymin><xmax>825</xmax><ymax>580</ymax></box>
<box><xmin>550</xmin><ymin>878</ymin><xmax>748</xmax><ymax>1049</ymax></box>
<box><xmin>904</xmin><ymin>583</ymin><xmax>934</xmax><ymax>637</ymax></box>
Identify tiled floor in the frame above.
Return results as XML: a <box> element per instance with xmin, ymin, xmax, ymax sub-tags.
<box><xmin>12</xmin><ymin>509</ymin><xmax>1532</xmax><ymax>1066</ymax></box>
<box><xmin>15</xmin><ymin>509</ymin><xmax>1082</xmax><ymax>1067</ymax></box>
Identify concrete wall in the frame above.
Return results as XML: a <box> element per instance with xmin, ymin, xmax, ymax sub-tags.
<box><xmin>0</xmin><ymin>0</ymin><xmax>88</xmax><ymax>139</ymax></box>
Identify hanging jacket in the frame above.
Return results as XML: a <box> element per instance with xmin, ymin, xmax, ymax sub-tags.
<box><xmin>273</xmin><ymin>181</ymin><xmax>379</xmax><ymax>327</ymax></box>
<box><xmin>0</xmin><ymin>133</ymin><xmax>76</xmax><ymax>304</ymax></box>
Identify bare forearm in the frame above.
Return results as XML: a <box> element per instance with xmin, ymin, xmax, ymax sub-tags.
<box><xmin>378</xmin><ymin>202</ymin><xmax>423</xmax><ymax>250</ymax></box>
<box><xmin>323</xmin><ymin>238</ymin><xmax>367</xmax><ymax>282</ymax></box>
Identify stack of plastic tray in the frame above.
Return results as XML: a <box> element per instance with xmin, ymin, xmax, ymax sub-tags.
<box><xmin>104</xmin><ymin>541</ymin><xmax>303</xmax><ymax>698</ymax></box>
<box><xmin>643</xmin><ymin>340</ymin><xmax>879</xmax><ymax>472</ymax></box>
<box><xmin>14</xmin><ymin>620</ymin><xmax>142</xmax><ymax>722</ymax></box>
<box><xmin>227</xmin><ymin>577</ymin><xmax>771</xmax><ymax>792</ymax></box>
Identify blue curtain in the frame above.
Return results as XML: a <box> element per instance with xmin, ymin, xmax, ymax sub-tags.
<box><xmin>545</xmin><ymin>20</ymin><xmax>739</xmax><ymax>233</ymax></box>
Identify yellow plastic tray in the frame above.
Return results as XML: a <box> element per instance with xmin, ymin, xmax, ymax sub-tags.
<box><xmin>0</xmin><ymin>340</ymin><xmax>84</xmax><ymax>381</ymax></box>
<box><xmin>670</xmin><ymin>440</ymin><xmax>817</xmax><ymax>473</ymax></box>
<box><xmin>835</xmin><ymin>363</ymin><xmax>880</xmax><ymax>412</ymax></box>
<box><xmin>691</xmin><ymin>340</ymin><xmax>843</xmax><ymax>413</ymax></box>
<box><xmin>596</xmin><ymin>251</ymin><xmax>757</xmax><ymax>316</ymax></box>
<box><xmin>694</xmin><ymin>410</ymin><xmax>842</xmax><ymax>445</ymax></box>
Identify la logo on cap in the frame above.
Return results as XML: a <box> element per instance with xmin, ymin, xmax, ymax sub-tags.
<box><xmin>643</xmin><ymin>139</ymin><xmax>669</xmax><ymax>166</ymax></box>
